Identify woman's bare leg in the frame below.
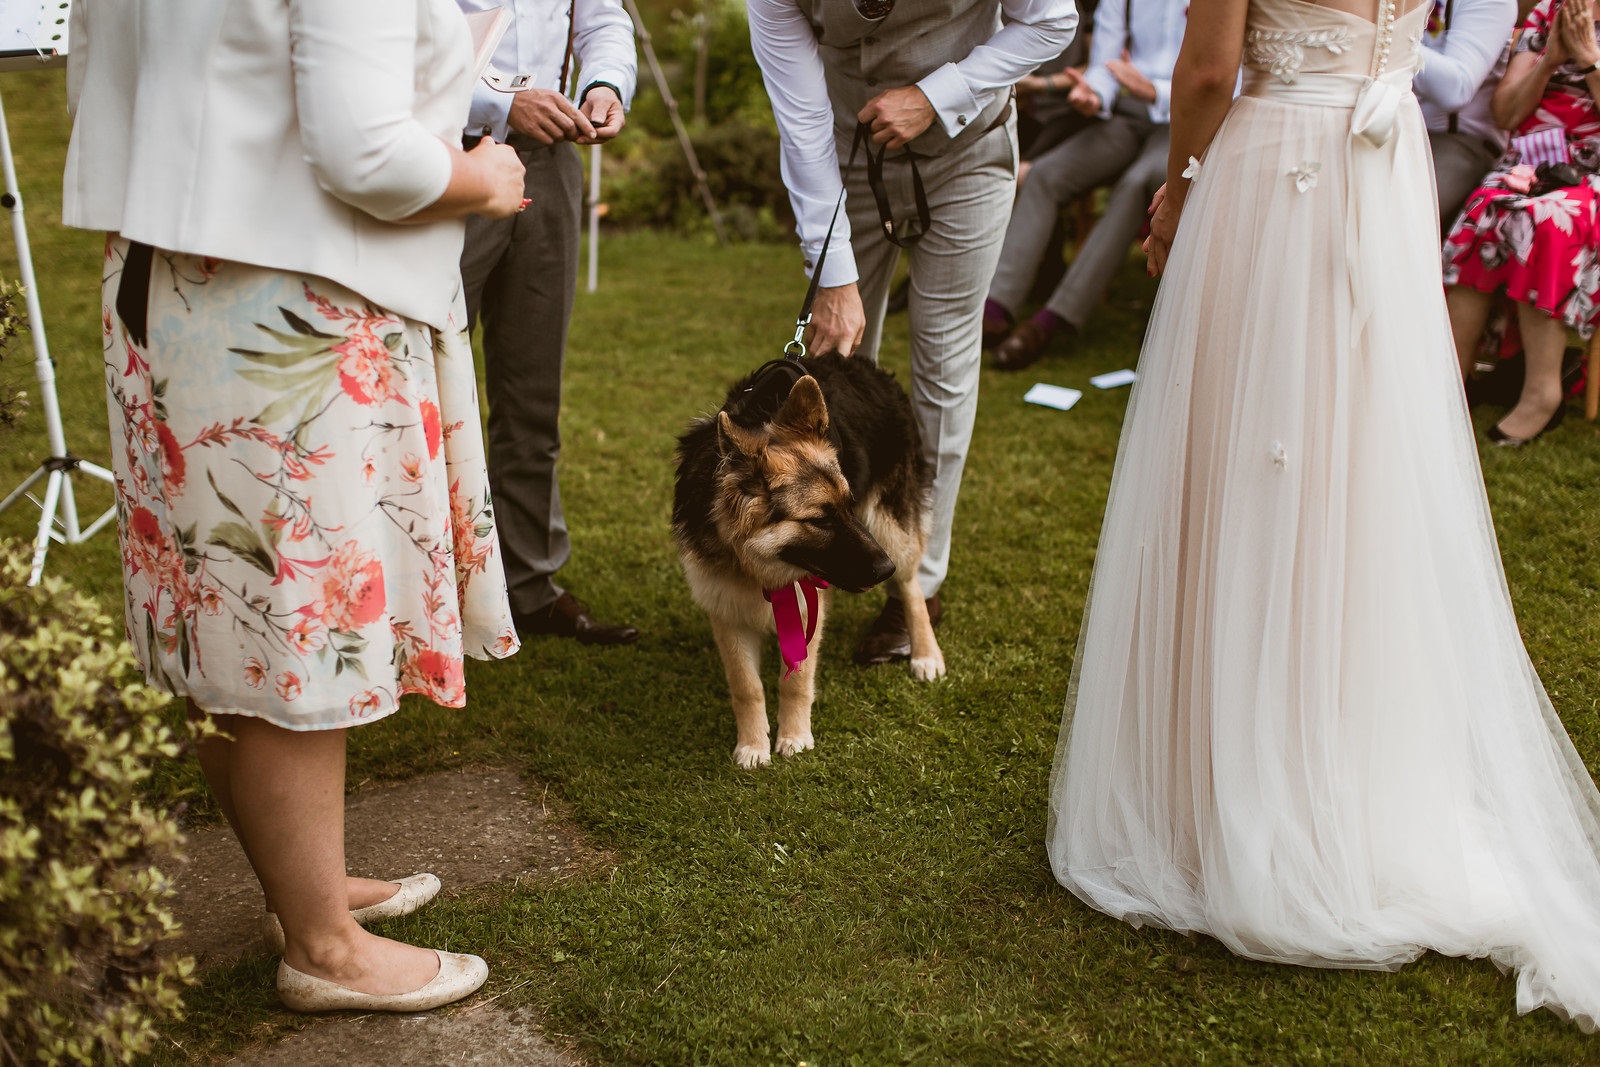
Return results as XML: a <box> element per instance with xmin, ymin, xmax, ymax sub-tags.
<box><xmin>1446</xmin><ymin>286</ymin><xmax>1495</xmax><ymax>379</ymax></box>
<box><xmin>190</xmin><ymin>701</ymin><xmax>403</xmax><ymax>914</ymax></box>
<box><xmin>1497</xmin><ymin>303</ymin><xmax>1568</xmax><ymax>441</ymax></box>
<box><xmin>212</xmin><ymin>713</ymin><xmax>439</xmax><ymax>994</ymax></box>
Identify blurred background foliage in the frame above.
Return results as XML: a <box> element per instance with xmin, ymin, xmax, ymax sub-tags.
<box><xmin>600</xmin><ymin>0</ymin><xmax>791</xmax><ymax>241</ymax></box>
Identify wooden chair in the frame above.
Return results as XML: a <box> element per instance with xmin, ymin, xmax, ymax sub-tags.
<box><xmin>1588</xmin><ymin>330</ymin><xmax>1600</xmax><ymax>420</ymax></box>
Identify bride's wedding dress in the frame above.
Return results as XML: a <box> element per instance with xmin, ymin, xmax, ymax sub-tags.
<box><xmin>1047</xmin><ymin>0</ymin><xmax>1600</xmax><ymax>1030</ymax></box>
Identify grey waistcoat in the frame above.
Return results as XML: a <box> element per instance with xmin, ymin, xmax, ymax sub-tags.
<box><xmin>795</xmin><ymin>0</ymin><xmax>1008</xmax><ymax>157</ymax></box>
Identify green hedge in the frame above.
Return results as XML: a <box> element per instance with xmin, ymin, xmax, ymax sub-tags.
<box><xmin>0</xmin><ymin>542</ymin><xmax>194</xmax><ymax>1064</ymax></box>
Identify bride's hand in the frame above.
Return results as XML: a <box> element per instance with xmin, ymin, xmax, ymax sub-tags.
<box><xmin>1143</xmin><ymin>184</ymin><xmax>1179</xmax><ymax>276</ymax></box>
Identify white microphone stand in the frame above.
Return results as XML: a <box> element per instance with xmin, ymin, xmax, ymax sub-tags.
<box><xmin>0</xmin><ymin>83</ymin><xmax>116</xmax><ymax>585</ymax></box>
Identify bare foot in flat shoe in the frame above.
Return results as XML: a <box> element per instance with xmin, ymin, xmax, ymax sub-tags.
<box><xmin>286</xmin><ymin>929</ymin><xmax>442</xmax><ymax>997</ymax></box>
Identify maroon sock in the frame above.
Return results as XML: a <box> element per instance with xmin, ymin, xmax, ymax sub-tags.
<box><xmin>1030</xmin><ymin>309</ymin><xmax>1066</xmax><ymax>338</ymax></box>
<box><xmin>983</xmin><ymin>298</ymin><xmax>1013</xmax><ymax>330</ymax></box>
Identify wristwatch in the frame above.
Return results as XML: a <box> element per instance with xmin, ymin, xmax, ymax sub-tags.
<box><xmin>1578</xmin><ymin>61</ymin><xmax>1600</xmax><ymax>76</ymax></box>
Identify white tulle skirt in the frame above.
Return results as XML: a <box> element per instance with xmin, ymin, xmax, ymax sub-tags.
<box><xmin>1046</xmin><ymin>87</ymin><xmax>1600</xmax><ymax>1030</ymax></box>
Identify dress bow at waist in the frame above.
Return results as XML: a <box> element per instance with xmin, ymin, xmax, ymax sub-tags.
<box><xmin>1242</xmin><ymin>66</ymin><xmax>1417</xmax><ymax>149</ymax></box>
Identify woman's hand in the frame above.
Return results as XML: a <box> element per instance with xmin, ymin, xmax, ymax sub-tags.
<box><xmin>1142</xmin><ymin>183</ymin><xmax>1181</xmax><ymax>277</ymax></box>
<box><xmin>1560</xmin><ymin>0</ymin><xmax>1600</xmax><ymax>68</ymax></box>
<box><xmin>1545</xmin><ymin>3</ymin><xmax>1575</xmax><ymax>66</ymax></box>
<box><xmin>399</xmin><ymin>137</ymin><xmax>526</xmax><ymax>224</ymax></box>
<box><xmin>466</xmin><ymin>138</ymin><xmax>528</xmax><ymax>218</ymax></box>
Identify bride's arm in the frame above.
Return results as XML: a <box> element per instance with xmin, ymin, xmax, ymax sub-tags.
<box><xmin>1143</xmin><ymin>0</ymin><xmax>1247</xmax><ymax>275</ymax></box>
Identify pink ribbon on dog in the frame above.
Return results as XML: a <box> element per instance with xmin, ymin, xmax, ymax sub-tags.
<box><xmin>764</xmin><ymin>577</ymin><xmax>829</xmax><ymax>676</ymax></box>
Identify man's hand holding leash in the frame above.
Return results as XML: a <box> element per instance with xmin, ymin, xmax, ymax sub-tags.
<box><xmin>859</xmin><ymin>86</ymin><xmax>936</xmax><ymax>149</ymax></box>
<box><xmin>808</xmin><ymin>283</ymin><xmax>867</xmax><ymax>357</ymax></box>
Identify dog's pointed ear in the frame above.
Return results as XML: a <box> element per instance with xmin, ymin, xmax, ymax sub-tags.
<box><xmin>716</xmin><ymin>411</ymin><xmax>763</xmax><ymax>458</ymax></box>
<box><xmin>772</xmin><ymin>375</ymin><xmax>828</xmax><ymax>439</ymax></box>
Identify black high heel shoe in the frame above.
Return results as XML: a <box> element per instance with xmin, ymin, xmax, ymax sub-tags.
<box><xmin>1486</xmin><ymin>400</ymin><xmax>1567</xmax><ymax>447</ymax></box>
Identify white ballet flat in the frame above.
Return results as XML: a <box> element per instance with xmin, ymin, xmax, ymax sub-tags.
<box><xmin>261</xmin><ymin>873</ymin><xmax>442</xmax><ymax>954</ymax></box>
<box><xmin>276</xmin><ymin>949</ymin><xmax>488</xmax><ymax>1013</ymax></box>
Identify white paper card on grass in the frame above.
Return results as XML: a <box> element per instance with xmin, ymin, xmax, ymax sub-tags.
<box><xmin>1024</xmin><ymin>383</ymin><xmax>1083</xmax><ymax>412</ymax></box>
<box><xmin>1090</xmin><ymin>368</ymin><xmax>1138</xmax><ymax>389</ymax></box>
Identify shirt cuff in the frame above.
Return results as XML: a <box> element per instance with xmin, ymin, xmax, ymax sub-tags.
<box><xmin>467</xmin><ymin>86</ymin><xmax>515</xmax><ymax>143</ymax></box>
<box><xmin>1150</xmin><ymin>79</ymin><xmax>1172</xmax><ymax>124</ymax></box>
<box><xmin>1082</xmin><ymin>67</ymin><xmax>1117</xmax><ymax>120</ymax></box>
<box><xmin>917</xmin><ymin>62</ymin><xmax>983</xmax><ymax>139</ymax></box>
<box><xmin>804</xmin><ymin>238</ymin><xmax>859</xmax><ymax>288</ymax></box>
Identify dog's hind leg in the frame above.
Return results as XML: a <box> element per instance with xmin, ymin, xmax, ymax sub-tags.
<box><xmin>711</xmin><ymin>616</ymin><xmax>770</xmax><ymax>768</ymax></box>
<box><xmin>775</xmin><ymin>588</ymin><xmax>828</xmax><ymax>758</ymax></box>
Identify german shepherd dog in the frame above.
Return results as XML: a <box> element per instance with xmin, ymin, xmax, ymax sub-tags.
<box><xmin>673</xmin><ymin>354</ymin><xmax>945</xmax><ymax>768</ymax></box>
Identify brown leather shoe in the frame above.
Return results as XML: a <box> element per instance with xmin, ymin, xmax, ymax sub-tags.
<box><xmin>982</xmin><ymin>309</ymin><xmax>1014</xmax><ymax>348</ymax></box>
<box><xmin>853</xmin><ymin>593</ymin><xmax>943</xmax><ymax>665</ymax></box>
<box><xmin>515</xmin><ymin>592</ymin><xmax>639</xmax><ymax>645</ymax></box>
<box><xmin>993</xmin><ymin>319</ymin><xmax>1052</xmax><ymax>371</ymax></box>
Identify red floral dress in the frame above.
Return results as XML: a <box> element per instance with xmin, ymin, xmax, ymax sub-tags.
<box><xmin>102</xmin><ymin>238</ymin><xmax>518</xmax><ymax>730</ymax></box>
<box><xmin>1442</xmin><ymin>0</ymin><xmax>1600</xmax><ymax>337</ymax></box>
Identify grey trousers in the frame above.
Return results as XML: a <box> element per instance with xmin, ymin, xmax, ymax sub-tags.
<box><xmin>846</xmin><ymin>121</ymin><xmax>1016</xmax><ymax>598</ymax></box>
<box><xmin>1430</xmin><ymin>129</ymin><xmax>1500</xmax><ymax>234</ymax></box>
<box><xmin>988</xmin><ymin>111</ymin><xmax>1169</xmax><ymax>329</ymax></box>
<box><xmin>460</xmin><ymin>140</ymin><xmax>582</xmax><ymax>617</ymax></box>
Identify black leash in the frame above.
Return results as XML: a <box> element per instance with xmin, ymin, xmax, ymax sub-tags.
<box><xmin>736</xmin><ymin>122</ymin><xmax>931</xmax><ymax>418</ymax></box>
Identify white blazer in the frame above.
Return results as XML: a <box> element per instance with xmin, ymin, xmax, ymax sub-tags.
<box><xmin>63</xmin><ymin>0</ymin><xmax>472</xmax><ymax>331</ymax></box>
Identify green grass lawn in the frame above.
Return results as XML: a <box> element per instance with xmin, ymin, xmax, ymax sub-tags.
<box><xmin>6</xmin><ymin>68</ymin><xmax>1600</xmax><ymax>1064</ymax></box>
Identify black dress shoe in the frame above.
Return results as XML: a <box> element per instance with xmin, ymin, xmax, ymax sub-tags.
<box><xmin>514</xmin><ymin>592</ymin><xmax>639</xmax><ymax>645</ymax></box>
<box><xmin>853</xmin><ymin>593</ymin><xmax>943</xmax><ymax>665</ymax></box>
<box><xmin>1486</xmin><ymin>401</ymin><xmax>1566</xmax><ymax>447</ymax></box>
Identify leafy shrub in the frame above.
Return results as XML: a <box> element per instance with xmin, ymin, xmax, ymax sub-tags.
<box><xmin>599</xmin><ymin>0</ymin><xmax>792</xmax><ymax>239</ymax></box>
<box><xmin>0</xmin><ymin>543</ymin><xmax>195</xmax><ymax>1065</ymax></box>
<box><xmin>0</xmin><ymin>281</ymin><xmax>30</xmax><ymax>432</ymax></box>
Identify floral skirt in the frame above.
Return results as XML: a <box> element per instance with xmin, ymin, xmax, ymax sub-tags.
<box><xmin>1442</xmin><ymin>179</ymin><xmax>1600</xmax><ymax>338</ymax></box>
<box><xmin>101</xmin><ymin>237</ymin><xmax>518</xmax><ymax>730</ymax></box>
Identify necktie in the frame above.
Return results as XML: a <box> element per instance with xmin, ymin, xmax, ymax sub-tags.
<box><xmin>856</xmin><ymin>0</ymin><xmax>894</xmax><ymax>19</ymax></box>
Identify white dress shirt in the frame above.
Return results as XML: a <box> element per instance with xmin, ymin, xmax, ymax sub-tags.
<box><xmin>1417</xmin><ymin>0</ymin><xmax>1516</xmax><ymax>148</ymax></box>
<box><xmin>64</xmin><ymin>0</ymin><xmax>472</xmax><ymax>330</ymax></box>
<box><xmin>749</xmin><ymin>0</ymin><xmax>1078</xmax><ymax>287</ymax></box>
<box><xmin>458</xmin><ymin>0</ymin><xmax>638</xmax><ymax>141</ymax></box>
<box><xmin>1079</xmin><ymin>0</ymin><xmax>1187</xmax><ymax>124</ymax></box>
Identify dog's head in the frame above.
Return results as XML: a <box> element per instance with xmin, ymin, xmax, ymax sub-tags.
<box><xmin>713</xmin><ymin>376</ymin><xmax>895</xmax><ymax>593</ymax></box>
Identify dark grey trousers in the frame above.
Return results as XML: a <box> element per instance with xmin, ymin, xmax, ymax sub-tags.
<box><xmin>1430</xmin><ymin>129</ymin><xmax>1500</xmax><ymax>235</ymax></box>
<box><xmin>987</xmin><ymin>106</ymin><xmax>1168</xmax><ymax>330</ymax></box>
<box><xmin>460</xmin><ymin>139</ymin><xmax>583</xmax><ymax>617</ymax></box>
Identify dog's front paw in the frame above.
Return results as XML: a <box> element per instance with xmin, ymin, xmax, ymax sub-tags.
<box><xmin>733</xmin><ymin>742</ymin><xmax>772</xmax><ymax>769</ymax></box>
<box><xmin>774</xmin><ymin>731</ymin><xmax>815</xmax><ymax>758</ymax></box>
<box><xmin>910</xmin><ymin>652</ymin><xmax>946</xmax><ymax>681</ymax></box>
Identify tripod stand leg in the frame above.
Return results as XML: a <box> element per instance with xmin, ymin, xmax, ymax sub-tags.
<box><xmin>0</xmin><ymin>463</ymin><xmax>47</xmax><ymax>514</ymax></box>
<box><xmin>28</xmin><ymin>467</ymin><xmax>63</xmax><ymax>585</ymax></box>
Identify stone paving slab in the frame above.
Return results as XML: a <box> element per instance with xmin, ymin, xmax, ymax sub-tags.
<box><xmin>227</xmin><ymin>1007</ymin><xmax>579</xmax><ymax>1066</ymax></box>
<box><xmin>169</xmin><ymin>767</ymin><xmax>583</xmax><ymax>966</ymax></box>
<box><xmin>162</xmin><ymin>767</ymin><xmax>595</xmax><ymax>1065</ymax></box>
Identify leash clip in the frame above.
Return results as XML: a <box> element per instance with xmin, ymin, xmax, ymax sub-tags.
<box><xmin>784</xmin><ymin>316</ymin><xmax>809</xmax><ymax>359</ymax></box>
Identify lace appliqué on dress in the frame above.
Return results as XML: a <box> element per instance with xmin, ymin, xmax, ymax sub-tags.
<box><xmin>1245</xmin><ymin>27</ymin><xmax>1357</xmax><ymax>83</ymax></box>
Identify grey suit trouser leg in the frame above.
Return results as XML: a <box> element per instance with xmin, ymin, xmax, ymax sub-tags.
<box><xmin>846</xmin><ymin>122</ymin><xmax>1017</xmax><ymax>598</ymax></box>
<box><xmin>1044</xmin><ymin>127</ymin><xmax>1169</xmax><ymax>328</ymax></box>
<box><xmin>986</xmin><ymin>113</ymin><xmax>1157</xmax><ymax>316</ymax></box>
<box><xmin>1430</xmin><ymin>129</ymin><xmax>1499</xmax><ymax>234</ymax></box>
<box><xmin>459</xmin><ymin>140</ymin><xmax>582</xmax><ymax>617</ymax></box>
